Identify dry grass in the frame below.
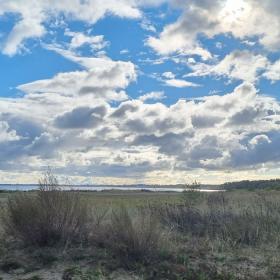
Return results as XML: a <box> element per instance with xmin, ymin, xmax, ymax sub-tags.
<box><xmin>156</xmin><ymin>192</ymin><xmax>280</xmax><ymax>247</ymax></box>
<box><xmin>106</xmin><ymin>205</ymin><xmax>164</xmax><ymax>265</ymax></box>
<box><xmin>1</xmin><ymin>181</ymin><xmax>280</xmax><ymax>279</ymax></box>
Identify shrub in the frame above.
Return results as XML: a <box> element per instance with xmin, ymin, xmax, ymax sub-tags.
<box><xmin>107</xmin><ymin>205</ymin><xmax>163</xmax><ymax>264</ymax></box>
<box><xmin>87</xmin><ymin>206</ymin><xmax>109</xmax><ymax>248</ymax></box>
<box><xmin>182</xmin><ymin>181</ymin><xmax>204</xmax><ymax>207</ymax></box>
<box><xmin>2</xmin><ymin>171</ymin><xmax>89</xmax><ymax>247</ymax></box>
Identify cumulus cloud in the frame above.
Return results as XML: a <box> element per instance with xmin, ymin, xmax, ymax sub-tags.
<box><xmin>147</xmin><ymin>0</ymin><xmax>280</xmax><ymax>58</ymax></box>
<box><xmin>1</xmin><ymin>0</ymin><xmax>280</xmax><ymax>183</ymax></box>
<box><xmin>110</xmin><ymin>83</ymin><xmax>280</xmax><ymax>171</ymax></box>
<box><xmin>54</xmin><ymin>105</ymin><xmax>107</xmax><ymax>129</ymax></box>
<box><xmin>187</xmin><ymin>50</ymin><xmax>269</xmax><ymax>83</ymax></box>
<box><xmin>0</xmin><ymin>48</ymin><xmax>138</xmax><ymax>176</ymax></box>
<box><xmin>0</xmin><ymin>81</ymin><xmax>279</xmax><ymax>182</ymax></box>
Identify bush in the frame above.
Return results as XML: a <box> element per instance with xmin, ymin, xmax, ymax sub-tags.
<box><xmin>2</xmin><ymin>172</ymin><xmax>89</xmax><ymax>247</ymax></box>
<box><xmin>182</xmin><ymin>181</ymin><xmax>204</xmax><ymax>207</ymax></box>
<box><xmin>107</xmin><ymin>205</ymin><xmax>163</xmax><ymax>264</ymax></box>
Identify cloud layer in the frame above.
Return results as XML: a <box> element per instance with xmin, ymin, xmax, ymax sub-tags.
<box><xmin>0</xmin><ymin>0</ymin><xmax>280</xmax><ymax>184</ymax></box>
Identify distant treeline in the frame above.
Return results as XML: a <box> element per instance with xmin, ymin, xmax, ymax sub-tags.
<box><xmin>221</xmin><ymin>179</ymin><xmax>280</xmax><ymax>190</ymax></box>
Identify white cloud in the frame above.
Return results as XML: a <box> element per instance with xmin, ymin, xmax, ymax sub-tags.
<box><xmin>140</xmin><ymin>17</ymin><xmax>156</xmax><ymax>32</ymax></box>
<box><xmin>2</xmin><ymin>15</ymin><xmax>46</xmax><ymax>56</ymax></box>
<box><xmin>162</xmin><ymin>71</ymin><xmax>175</xmax><ymax>79</ymax></box>
<box><xmin>0</xmin><ymin>0</ymin><xmax>141</xmax><ymax>55</ymax></box>
<box><xmin>187</xmin><ymin>50</ymin><xmax>269</xmax><ymax>83</ymax></box>
<box><xmin>0</xmin><ymin>121</ymin><xmax>21</xmax><ymax>142</ymax></box>
<box><xmin>120</xmin><ymin>49</ymin><xmax>129</xmax><ymax>54</ymax></box>
<box><xmin>164</xmin><ymin>78</ymin><xmax>200</xmax><ymax>88</ymax></box>
<box><xmin>18</xmin><ymin>50</ymin><xmax>137</xmax><ymax>102</ymax></box>
<box><xmin>147</xmin><ymin>0</ymin><xmax>280</xmax><ymax>58</ymax></box>
<box><xmin>1</xmin><ymin>0</ymin><xmax>280</xmax><ymax>184</ymax></box>
<box><xmin>139</xmin><ymin>91</ymin><xmax>165</xmax><ymax>102</ymax></box>
<box><xmin>65</xmin><ymin>30</ymin><xmax>108</xmax><ymax>52</ymax></box>
<box><xmin>186</xmin><ymin>50</ymin><xmax>280</xmax><ymax>83</ymax></box>
<box><xmin>263</xmin><ymin>59</ymin><xmax>280</xmax><ymax>82</ymax></box>
<box><xmin>215</xmin><ymin>42</ymin><xmax>223</xmax><ymax>49</ymax></box>
<box><xmin>249</xmin><ymin>134</ymin><xmax>271</xmax><ymax>147</ymax></box>
<box><xmin>0</xmin><ymin>81</ymin><xmax>279</xmax><ymax>183</ymax></box>
<box><xmin>242</xmin><ymin>40</ymin><xmax>256</xmax><ymax>46</ymax></box>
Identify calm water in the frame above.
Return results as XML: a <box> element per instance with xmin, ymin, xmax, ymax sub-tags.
<box><xmin>0</xmin><ymin>184</ymin><xmax>222</xmax><ymax>192</ymax></box>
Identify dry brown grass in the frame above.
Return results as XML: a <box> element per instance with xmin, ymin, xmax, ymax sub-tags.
<box><xmin>2</xmin><ymin>180</ymin><xmax>280</xmax><ymax>279</ymax></box>
<box><xmin>106</xmin><ymin>205</ymin><xmax>164</xmax><ymax>265</ymax></box>
<box><xmin>156</xmin><ymin>191</ymin><xmax>280</xmax><ymax>247</ymax></box>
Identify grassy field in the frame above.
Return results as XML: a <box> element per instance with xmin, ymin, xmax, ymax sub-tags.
<box><xmin>0</xmin><ymin>183</ymin><xmax>280</xmax><ymax>279</ymax></box>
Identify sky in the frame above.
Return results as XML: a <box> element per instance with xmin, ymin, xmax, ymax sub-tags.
<box><xmin>0</xmin><ymin>0</ymin><xmax>280</xmax><ymax>185</ymax></box>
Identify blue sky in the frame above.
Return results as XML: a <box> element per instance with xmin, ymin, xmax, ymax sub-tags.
<box><xmin>0</xmin><ymin>0</ymin><xmax>280</xmax><ymax>184</ymax></box>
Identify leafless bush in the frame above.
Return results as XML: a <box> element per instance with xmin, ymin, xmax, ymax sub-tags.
<box><xmin>182</xmin><ymin>181</ymin><xmax>204</xmax><ymax>207</ymax></box>
<box><xmin>3</xmin><ymin>171</ymin><xmax>89</xmax><ymax>247</ymax></box>
<box><xmin>87</xmin><ymin>206</ymin><xmax>110</xmax><ymax>247</ymax></box>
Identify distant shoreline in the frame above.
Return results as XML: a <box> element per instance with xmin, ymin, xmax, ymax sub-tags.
<box><xmin>1</xmin><ymin>178</ymin><xmax>279</xmax><ymax>191</ymax></box>
<box><xmin>0</xmin><ymin>184</ymin><xmax>222</xmax><ymax>192</ymax></box>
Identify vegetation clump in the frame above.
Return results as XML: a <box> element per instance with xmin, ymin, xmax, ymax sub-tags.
<box><xmin>2</xmin><ymin>171</ymin><xmax>89</xmax><ymax>247</ymax></box>
<box><xmin>107</xmin><ymin>206</ymin><xmax>164</xmax><ymax>265</ymax></box>
<box><xmin>156</xmin><ymin>191</ymin><xmax>280</xmax><ymax>246</ymax></box>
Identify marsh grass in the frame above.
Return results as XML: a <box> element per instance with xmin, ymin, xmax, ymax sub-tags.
<box><xmin>156</xmin><ymin>192</ymin><xmax>280</xmax><ymax>247</ymax></box>
<box><xmin>2</xmin><ymin>181</ymin><xmax>280</xmax><ymax>279</ymax></box>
